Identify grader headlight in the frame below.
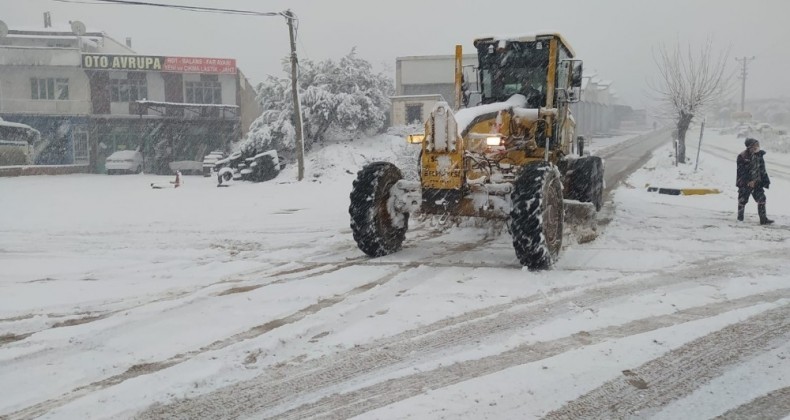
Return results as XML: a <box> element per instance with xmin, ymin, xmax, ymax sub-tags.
<box><xmin>486</xmin><ymin>135</ymin><xmax>503</xmax><ymax>146</ymax></box>
<box><xmin>407</xmin><ymin>133</ymin><xmax>425</xmax><ymax>144</ymax></box>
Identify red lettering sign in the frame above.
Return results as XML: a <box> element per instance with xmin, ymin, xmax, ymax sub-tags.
<box><xmin>163</xmin><ymin>56</ymin><xmax>237</xmax><ymax>74</ymax></box>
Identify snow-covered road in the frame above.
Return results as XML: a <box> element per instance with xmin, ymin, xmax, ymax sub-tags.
<box><xmin>0</xmin><ymin>129</ymin><xmax>788</xmax><ymax>419</ymax></box>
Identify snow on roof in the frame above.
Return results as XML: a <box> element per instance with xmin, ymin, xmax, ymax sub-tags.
<box><xmin>0</xmin><ymin>119</ymin><xmax>37</xmax><ymax>130</ymax></box>
<box><xmin>390</xmin><ymin>94</ymin><xmax>446</xmax><ymax>100</ymax></box>
<box><xmin>9</xmin><ymin>25</ymin><xmax>103</xmax><ymax>35</ymax></box>
<box><xmin>7</xmin><ymin>26</ymin><xmax>135</xmax><ymax>54</ymax></box>
<box><xmin>107</xmin><ymin>150</ymin><xmax>140</xmax><ymax>159</ymax></box>
<box><xmin>253</xmin><ymin>150</ymin><xmax>278</xmax><ymax>160</ymax></box>
<box><xmin>8</xmin><ymin>35</ymin><xmax>101</xmax><ymax>49</ymax></box>
<box><xmin>473</xmin><ymin>32</ymin><xmax>576</xmax><ymax>56</ymax></box>
<box><xmin>454</xmin><ymin>94</ymin><xmax>527</xmax><ymax>135</ymax></box>
<box><xmin>396</xmin><ymin>54</ymin><xmax>478</xmax><ymax>62</ymax></box>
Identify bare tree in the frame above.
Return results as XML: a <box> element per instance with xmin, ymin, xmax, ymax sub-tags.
<box><xmin>650</xmin><ymin>40</ymin><xmax>731</xmax><ymax>163</ymax></box>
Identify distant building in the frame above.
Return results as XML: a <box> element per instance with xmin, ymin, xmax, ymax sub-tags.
<box><xmin>0</xmin><ymin>18</ymin><xmax>261</xmax><ymax>174</ymax></box>
<box><xmin>392</xmin><ymin>53</ymin><xmax>632</xmax><ymax>136</ymax></box>
<box><xmin>392</xmin><ymin>54</ymin><xmax>479</xmax><ymax>125</ymax></box>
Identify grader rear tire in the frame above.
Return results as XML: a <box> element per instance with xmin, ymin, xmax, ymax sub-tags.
<box><xmin>567</xmin><ymin>156</ymin><xmax>604</xmax><ymax>211</ymax></box>
<box><xmin>510</xmin><ymin>162</ymin><xmax>564</xmax><ymax>270</ymax></box>
<box><xmin>349</xmin><ymin>162</ymin><xmax>408</xmax><ymax>257</ymax></box>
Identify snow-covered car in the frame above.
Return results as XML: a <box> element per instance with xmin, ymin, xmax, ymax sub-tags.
<box><xmin>213</xmin><ymin>149</ymin><xmax>286</xmax><ymax>184</ymax></box>
<box><xmin>106</xmin><ymin>150</ymin><xmax>143</xmax><ymax>174</ymax></box>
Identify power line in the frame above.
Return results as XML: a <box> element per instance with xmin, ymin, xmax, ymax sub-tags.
<box><xmin>735</xmin><ymin>56</ymin><xmax>756</xmax><ymax>112</ymax></box>
<box><xmin>52</xmin><ymin>0</ymin><xmax>293</xmax><ymax>18</ymax></box>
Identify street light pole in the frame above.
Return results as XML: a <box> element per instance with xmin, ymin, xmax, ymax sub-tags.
<box><xmin>735</xmin><ymin>56</ymin><xmax>755</xmax><ymax>113</ymax></box>
<box><xmin>285</xmin><ymin>10</ymin><xmax>305</xmax><ymax>181</ymax></box>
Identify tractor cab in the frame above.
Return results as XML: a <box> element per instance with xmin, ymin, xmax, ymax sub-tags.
<box><xmin>473</xmin><ymin>33</ymin><xmax>582</xmax><ymax>109</ymax></box>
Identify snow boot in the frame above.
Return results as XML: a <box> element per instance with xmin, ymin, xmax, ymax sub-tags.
<box><xmin>737</xmin><ymin>205</ymin><xmax>744</xmax><ymax>222</ymax></box>
<box><xmin>758</xmin><ymin>204</ymin><xmax>774</xmax><ymax>225</ymax></box>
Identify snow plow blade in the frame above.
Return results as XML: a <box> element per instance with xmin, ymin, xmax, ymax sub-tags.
<box><xmin>563</xmin><ymin>199</ymin><xmax>598</xmax><ymax>243</ymax></box>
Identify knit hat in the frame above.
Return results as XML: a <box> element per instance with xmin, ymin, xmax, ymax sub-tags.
<box><xmin>744</xmin><ymin>138</ymin><xmax>759</xmax><ymax>148</ymax></box>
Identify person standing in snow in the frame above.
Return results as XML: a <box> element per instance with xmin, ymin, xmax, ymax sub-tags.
<box><xmin>172</xmin><ymin>170</ymin><xmax>182</xmax><ymax>188</ymax></box>
<box><xmin>736</xmin><ymin>138</ymin><xmax>773</xmax><ymax>224</ymax></box>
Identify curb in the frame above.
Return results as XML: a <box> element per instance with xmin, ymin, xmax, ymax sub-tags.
<box><xmin>646</xmin><ymin>187</ymin><xmax>721</xmax><ymax>196</ymax></box>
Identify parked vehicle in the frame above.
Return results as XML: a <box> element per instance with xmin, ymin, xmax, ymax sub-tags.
<box><xmin>214</xmin><ymin>149</ymin><xmax>285</xmax><ymax>184</ymax></box>
<box><xmin>0</xmin><ymin>119</ymin><xmax>39</xmax><ymax>166</ymax></box>
<box><xmin>106</xmin><ymin>150</ymin><xmax>143</xmax><ymax>174</ymax></box>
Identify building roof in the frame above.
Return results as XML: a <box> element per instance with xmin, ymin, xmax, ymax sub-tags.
<box><xmin>396</xmin><ymin>54</ymin><xmax>477</xmax><ymax>62</ymax></box>
<box><xmin>473</xmin><ymin>32</ymin><xmax>576</xmax><ymax>57</ymax></box>
<box><xmin>9</xmin><ymin>26</ymin><xmax>104</xmax><ymax>36</ymax></box>
<box><xmin>390</xmin><ymin>94</ymin><xmax>446</xmax><ymax>100</ymax></box>
<box><xmin>5</xmin><ymin>25</ymin><xmax>135</xmax><ymax>54</ymax></box>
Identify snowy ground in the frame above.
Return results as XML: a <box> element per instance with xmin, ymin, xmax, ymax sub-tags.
<box><xmin>0</xmin><ymin>128</ymin><xmax>788</xmax><ymax>419</ymax></box>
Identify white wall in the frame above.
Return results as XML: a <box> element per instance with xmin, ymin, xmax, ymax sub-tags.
<box><xmin>219</xmin><ymin>74</ymin><xmax>236</xmax><ymax>105</ymax></box>
<box><xmin>147</xmin><ymin>73</ymin><xmax>165</xmax><ymax>102</ymax></box>
<box><xmin>0</xmin><ymin>46</ymin><xmax>81</xmax><ymax>66</ymax></box>
<box><xmin>0</xmin><ymin>65</ymin><xmax>91</xmax><ymax>114</ymax></box>
<box><xmin>391</xmin><ymin>97</ymin><xmax>442</xmax><ymax>126</ymax></box>
<box><xmin>397</xmin><ymin>54</ymin><xmax>478</xmax><ymax>89</ymax></box>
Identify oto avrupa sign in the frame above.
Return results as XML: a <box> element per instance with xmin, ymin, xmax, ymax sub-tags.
<box><xmin>81</xmin><ymin>54</ymin><xmax>237</xmax><ymax>74</ymax></box>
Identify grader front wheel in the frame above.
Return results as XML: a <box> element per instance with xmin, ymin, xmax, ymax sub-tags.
<box><xmin>510</xmin><ymin>162</ymin><xmax>564</xmax><ymax>270</ymax></box>
<box><xmin>349</xmin><ymin>162</ymin><xmax>408</xmax><ymax>257</ymax></box>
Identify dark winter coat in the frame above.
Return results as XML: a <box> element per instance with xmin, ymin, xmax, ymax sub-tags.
<box><xmin>736</xmin><ymin>149</ymin><xmax>770</xmax><ymax>189</ymax></box>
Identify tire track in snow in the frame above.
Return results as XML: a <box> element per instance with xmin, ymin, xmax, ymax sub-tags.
<box><xmin>714</xmin><ymin>386</ymin><xmax>790</xmax><ymax>420</ymax></box>
<box><xmin>4</xmin><ymin>231</ymin><xmax>498</xmax><ymax>419</ymax></box>
<box><xmin>4</xmin><ymin>267</ymin><xmax>406</xmax><ymax>420</ymax></box>
<box><xmin>132</xmin><ymin>249</ymin><xmax>787</xmax><ymax>419</ymax></box>
<box><xmin>543</xmin><ymin>305</ymin><xmax>789</xmax><ymax>420</ymax></box>
<box><xmin>0</xmin><ymin>227</ymin><xmax>445</xmax><ymax>345</ymax></box>
<box><xmin>206</xmin><ymin>291</ymin><xmax>790</xmax><ymax>420</ymax></box>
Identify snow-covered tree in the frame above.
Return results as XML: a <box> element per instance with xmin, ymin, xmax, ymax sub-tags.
<box><xmin>242</xmin><ymin>49</ymin><xmax>394</xmax><ymax>159</ymax></box>
<box><xmin>650</xmin><ymin>40</ymin><xmax>731</xmax><ymax>163</ymax></box>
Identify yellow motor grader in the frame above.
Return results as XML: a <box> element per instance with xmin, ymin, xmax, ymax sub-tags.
<box><xmin>349</xmin><ymin>33</ymin><xmax>603</xmax><ymax>270</ymax></box>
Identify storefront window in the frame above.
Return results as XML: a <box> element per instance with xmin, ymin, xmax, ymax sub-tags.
<box><xmin>30</xmin><ymin>78</ymin><xmax>69</xmax><ymax>100</ymax></box>
<box><xmin>185</xmin><ymin>75</ymin><xmax>222</xmax><ymax>104</ymax></box>
<box><xmin>110</xmin><ymin>73</ymin><xmax>148</xmax><ymax>102</ymax></box>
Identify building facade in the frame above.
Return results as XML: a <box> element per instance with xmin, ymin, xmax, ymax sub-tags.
<box><xmin>392</xmin><ymin>52</ymin><xmax>632</xmax><ymax>137</ymax></box>
<box><xmin>0</xmin><ymin>20</ymin><xmax>261</xmax><ymax>174</ymax></box>
<box><xmin>392</xmin><ymin>54</ymin><xmax>479</xmax><ymax>125</ymax></box>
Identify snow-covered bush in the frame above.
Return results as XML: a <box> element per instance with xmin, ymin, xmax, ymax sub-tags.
<box><xmin>242</xmin><ymin>49</ymin><xmax>394</xmax><ymax>160</ymax></box>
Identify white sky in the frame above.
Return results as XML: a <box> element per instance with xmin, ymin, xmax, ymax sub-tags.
<box><xmin>2</xmin><ymin>0</ymin><xmax>789</xmax><ymax>108</ymax></box>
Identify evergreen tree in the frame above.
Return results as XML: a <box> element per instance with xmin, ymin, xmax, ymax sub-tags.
<box><xmin>243</xmin><ymin>49</ymin><xmax>394</xmax><ymax>159</ymax></box>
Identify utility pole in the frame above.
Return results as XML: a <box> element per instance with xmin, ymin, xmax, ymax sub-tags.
<box><xmin>735</xmin><ymin>56</ymin><xmax>755</xmax><ymax>112</ymax></box>
<box><xmin>285</xmin><ymin>10</ymin><xmax>305</xmax><ymax>181</ymax></box>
